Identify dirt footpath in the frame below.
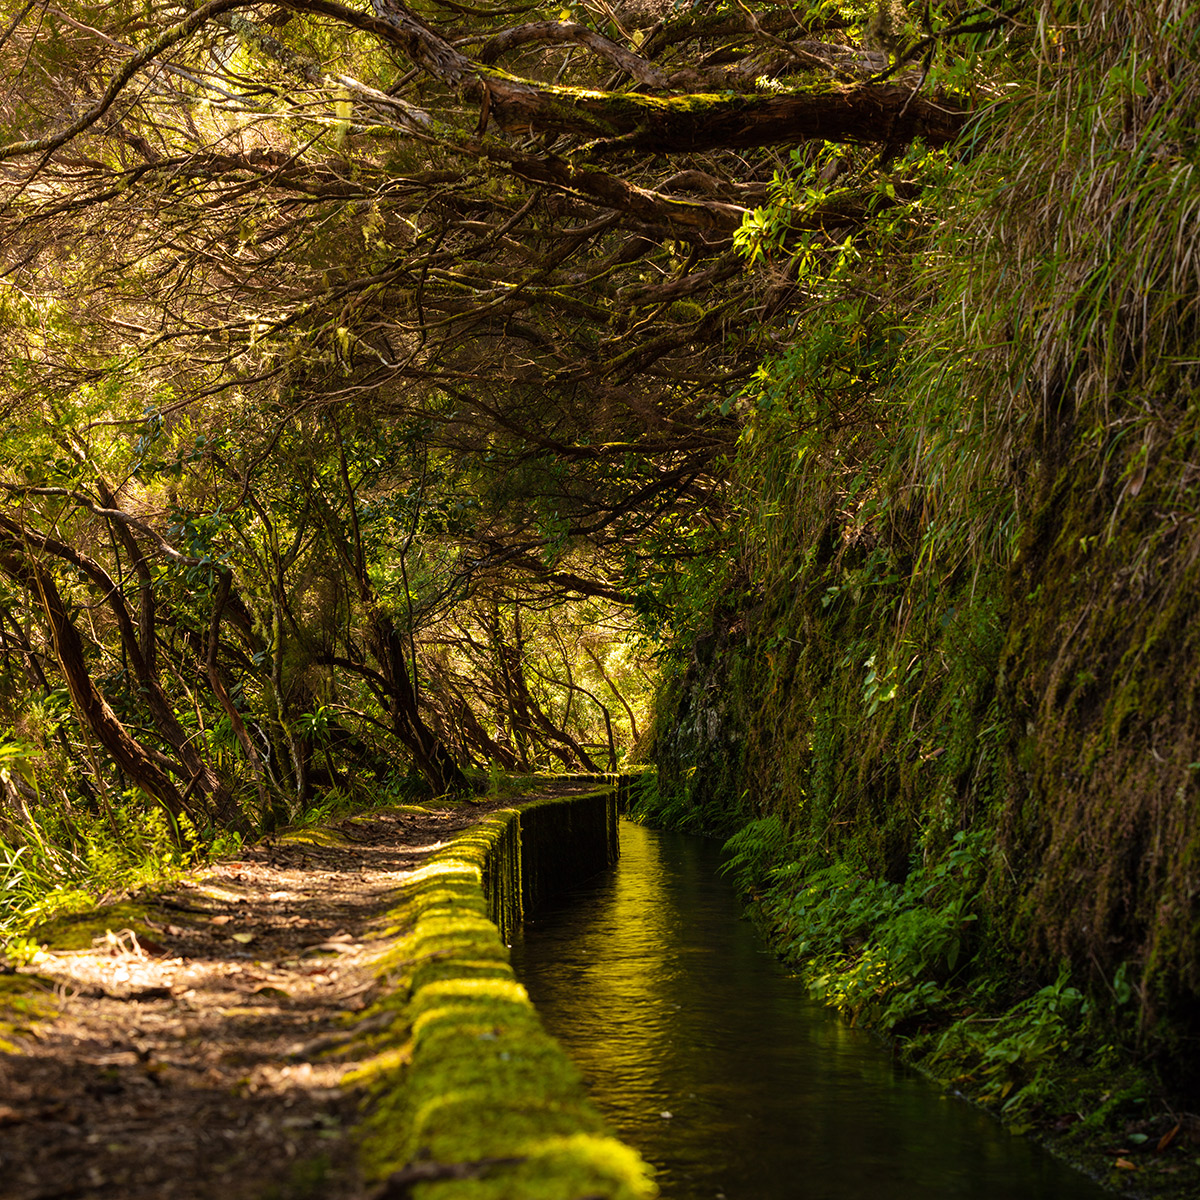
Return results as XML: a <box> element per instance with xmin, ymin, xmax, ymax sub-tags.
<box><xmin>0</xmin><ymin>794</ymin><xmax>578</xmax><ymax>1200</ymax></box>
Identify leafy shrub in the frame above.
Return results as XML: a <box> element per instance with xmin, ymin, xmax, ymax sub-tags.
<box><xmin>770</xmin><ymin>830</ymin><xmax>989</xmax><ymax>1028</ymax></box>
<box><xmin>720</xmin><ymin>814</ymin><xmax>793</xmax><ymax>894</ymax></box>
<box><xmin>0</xmin><ymin>792</ymin><xmax>200</xmax><ymax>939</ymax></box>
<box><xmin>926</xmin><ymin>969</ymin><xmax>1090</xmax><ymax>1117</ymax></box>
<box><xmin>630</xmin><ymin>774</ymin><xmax>708</xmax><ymax>834</ymax></box>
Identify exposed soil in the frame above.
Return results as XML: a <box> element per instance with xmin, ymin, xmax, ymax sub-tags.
<box><xmin>0</xmin><ymin>788</ymin><xmax>592</xmax><ymax>1200</ymax></box>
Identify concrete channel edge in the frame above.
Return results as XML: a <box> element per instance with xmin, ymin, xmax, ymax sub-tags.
<box><xmin>349</xmin><ymin>782</ymin><xmax>658</xmax><ymax>1200</ymax></box>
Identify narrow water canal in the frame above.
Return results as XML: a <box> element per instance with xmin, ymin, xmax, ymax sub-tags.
<box><xmin>510</xmin><ymin>820</ymin><xmax>1109</xmax><ymax>1200</ymax></box>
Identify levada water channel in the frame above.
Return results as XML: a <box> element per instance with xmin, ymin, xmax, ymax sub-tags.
<box><xmin>509</xmin><ymin>819</ymin><xmax>1109</xmax><ymax>1200</ymax></box>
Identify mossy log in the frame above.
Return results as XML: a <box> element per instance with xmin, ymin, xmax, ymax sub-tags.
<box><xmin>481</xmin><ymin>78</ymin><xmax>969</xmax><ymax>153</ymax></box>
<box><xmin>285</xmin><ymin>0</ymin><xmax>968</xmax><ymax>154</ymax></box>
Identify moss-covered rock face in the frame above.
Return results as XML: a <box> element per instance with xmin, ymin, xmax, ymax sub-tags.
<box><xmin>647</xmin><ymin>0</ymin><xmax>1200</xmax><ymax>1100</ymax></box>
<box><xmin>1001</xmin><ymin>445</ymin><xmax>1200</xmax><ymax>1070</ymax></box>
<box><xmin>351</xmin><ymin>792</ymin><xmax>656</xmax><ymax>1200</ymax></box>
<box><xmin>651</xmin><ymin>615</ymin><xmax>753</xmax><ymax>837</ymax></box>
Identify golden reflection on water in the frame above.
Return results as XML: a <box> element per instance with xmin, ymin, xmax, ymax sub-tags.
<box><xmin>511</xmin><ymin>821</ymin><xmax>1110</xmax><ymax>1200</ymax></box>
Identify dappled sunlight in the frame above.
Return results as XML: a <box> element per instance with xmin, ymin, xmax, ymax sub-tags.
<box><xmin>0</xmin><ymin>800</ymin><xmax>533</xmax><ymax>1199</ymax></box>
<box><xmin>2</xmin><ymin>0</ymin><xmax>1194</xmax><ymax>1189</ymax></box>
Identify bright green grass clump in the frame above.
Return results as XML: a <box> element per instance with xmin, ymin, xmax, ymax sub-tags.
<box><xmin>353</xmin><ymin>801</ymin><xmax>657</xmax><ymax>1200</ymax></box>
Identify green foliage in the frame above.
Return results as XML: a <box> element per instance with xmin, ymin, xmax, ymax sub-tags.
<box><xmin>293</xmin><ymin>772</ymin><xmax>427</xmax><ymax>829</ymax></box>
<box><xmin>0</xmin><ymin>739</ymin><xmax>39</xmax><ymax>795</ymax></box>
<box><xmin>486</xmin><ymin>756</ymin><xmax>505</xmax><ymax>796</ymax></box>
<box><xmin>645</xmin><ymin>4</ymin><xmax>1200</xmax><ymax>1148</ymax></box>
<box><xmin>292</xmin><ymin>706</ymin><xmax>334</xmax><ymax>745</ymax></box>
<box><xmin>0</xmin><ymin>793</ymin><xmax>200</xmax><ymax>939</ymax></box>
<box><xmin>3</xmin><ymin>0</ymin><xmax>1200</xmax><ymax>1151</ymax></box>
<box><xmin>630</xmin><ymin>773</ymin><xmax>701</xmax><ymax>832</ymax></box>
<box><xmin>720</xmin><ymin>815</ymin><xmax>793</xmax><ymax>894</ymax></box>
<box><xmin>771</xmin><ymin>830</ymin><xmax>988</xmax><ymax>1030</ymax></box>
<box><xmin>925</xmin><ymin>969</ymin><xmax>1090</xmax><ymax>1117</ymax></box>
<box><xmin>630</xmin><ymin>768</ymin><xmax>740</xmax><ymax>838</ymax></box>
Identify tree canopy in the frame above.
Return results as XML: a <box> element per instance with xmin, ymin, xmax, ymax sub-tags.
<box><xmin>0</xmin><ymin>0</ymin><xmax>1018</xmax><ymax>835</ymax></box>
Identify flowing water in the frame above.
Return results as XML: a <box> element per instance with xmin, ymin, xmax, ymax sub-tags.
<box><xmin>509</xmin><ymin>819</ymin><xmax>1109</xmax><ymax>1200</ymax></box>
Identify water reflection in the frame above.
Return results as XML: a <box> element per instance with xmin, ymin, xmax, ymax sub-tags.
<box><xmin>510</xmin><ymin>820</ymin><xmax>1108</xmax><ymax>1200</ymax></box>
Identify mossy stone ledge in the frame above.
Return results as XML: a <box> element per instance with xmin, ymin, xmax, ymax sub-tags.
<box><xmin>352</xmin><ymin>785</ymin><xmax>657</xmax><ymax>1200</ymax></box>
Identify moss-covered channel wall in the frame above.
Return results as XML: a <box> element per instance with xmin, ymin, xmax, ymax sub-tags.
<box><xmin>354</xmin><ymin>786</ymin><xmax>655</xmax><ymax>1200</ymax></box>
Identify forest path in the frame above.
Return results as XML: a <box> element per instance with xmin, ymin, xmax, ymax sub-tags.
<box><xmin>0</xmin><ymin>789</ymin><xmax>587</xmax><ymax>1200</ymax></box>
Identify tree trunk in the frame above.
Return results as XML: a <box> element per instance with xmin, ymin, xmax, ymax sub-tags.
<box><xmin>448</xmin><ymin>686</ymin><xmax>520</xmax><ymax>771</ymax></box>
<box><xmin>0</xmin><ymin>542</ymin><xmax>187</xmax><ymax>818</ymax></box>
<box><xmin>368</xmin><ymin>607</ymin><xmax>467</xmax><ymax>793</ymax></box>
<box><xmin>208</xmin><ymin>570</ymin><xmax>274</xmax><ymax>826</ymax></box>
<box><xmin>0</xmin><ymin>515</ymin><xmax>243</xmax><ymax>828</ymax></box>
<box><xmin>308</xmin><ymin>464</ymin><xmax>467</xmax><ymax>795</ymax></box>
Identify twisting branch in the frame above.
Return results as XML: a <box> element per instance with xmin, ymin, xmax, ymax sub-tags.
<box><xmin>470</xmin><ymin>21</ymin><xmax>670</xmax><ymax>88</ymax></box>
<box><xmin>0</xmin><ymin>0</ymin><xmax>266</xmax><ymax>162</ymax></box>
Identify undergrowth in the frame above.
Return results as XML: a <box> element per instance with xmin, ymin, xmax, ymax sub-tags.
<box><xmin>702</xmin><ymin>807</ymin><xmax>1183</xmax><ymax>1187</ymax></box>
<box><xmin>773</xmin><ymin>829</ymin><xmax>987</xmax><ymax>1031</ymax></box>
<box><xmin>647</xmin><ymin>10</ymin><xmax>1200</xmax><ymax>1191</ymax></box>
<box><xmin>630</xmin><ymin>769</ymin><xmax>742</xmax><ymax>838</ymax></box>
<box><xmin>0</xmin><ymin>798</ymin><xmax>214</xmax><ymax>939</ymax></box>
<box><xmin>0</xmin><ymin>766</ymin><xmax>429</xmax><ymax>945</ymax></box>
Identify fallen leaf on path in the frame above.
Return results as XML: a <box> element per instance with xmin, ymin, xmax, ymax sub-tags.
<box><xmin>1158</xmin><ymin>1123</ymin><xmax>1180</xmax><ymax>1152</ymax></box>
<box><xmin>210</xmin><ymin>915</ymin><xmax>234</xmax><ymax>926</ymax></box>
<box><xmin>1114</xmin><ymin>1158</ymin><xmax>1137</xmax><ymax>1171</ymax></box>
<box><xmin>231</xmin><ymin>932</ymin><xmax>257</xmax><ymax>944</ymax></box>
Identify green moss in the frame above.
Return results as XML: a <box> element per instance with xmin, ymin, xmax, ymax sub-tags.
<box><xmin>277</xmin><ymin>827</ymin><xmax>355</xmax><ymax>848</ymax></box>
<box><xmin>0</xmin><ymin>972</ymin><xmax>55</xmax><ymax>1052</ymax></box>
<box><xmin>29</xmin><ymin>900</ymin><xmax>164</xmax><ymax>951</ymax></box>
<box><xmin>351</xmin><ymin>793</ymin><xmax>656</xmax><ymax>1200</ymax></box>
